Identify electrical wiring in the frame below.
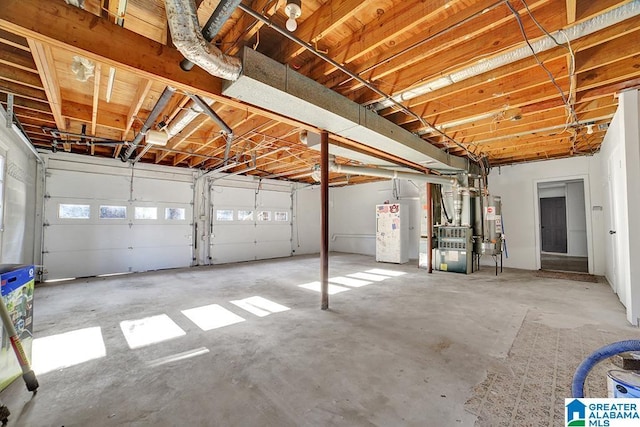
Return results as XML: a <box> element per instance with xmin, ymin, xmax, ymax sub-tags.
<box><xmin>505</xmin><ymin>1</ymin><xmax>579</xmax><ymax>130</ymax></box>
<box><xmin>520</xmin><ymin>0</ymin><xmax>579</xmax><ymax>130</ymax></box>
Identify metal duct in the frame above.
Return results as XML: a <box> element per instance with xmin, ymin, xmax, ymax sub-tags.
<box><xmin>329</xmin><ymin>160</ymin><xmax>455</xmax><ymax>187</ymax></box>
<box><xmin>180</xmin><ymin>0</ymin><xmax>243</xmax><ymax>71</ymax></box>
<box><xmin>121</xmin><ymin>86</ymin><xmax>176</xmax><ymax>161</ymax></box>
<box><xmin>164</xmin><ymin>0</ymin><xmax>242</xmax><ymax>81</ymax></box>
<box><xmin>188</xmin><ymin>94</ymin><xmax>232</xmax><ymax>135</ymax></box>
<box><xmin>373</xmin><ymin>0</ymin><xmax>640</xmax><ymax>110</ymax></box>
<box><xmin>223</xmin><ymin>48</ymin><xmax>475</xmax><ymax>173</ymax></box>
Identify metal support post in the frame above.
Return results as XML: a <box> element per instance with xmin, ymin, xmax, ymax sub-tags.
<box><xmin>320</xmin><ymin>131</ymin><xmax>329</xmax><ymax>310</ymax></box>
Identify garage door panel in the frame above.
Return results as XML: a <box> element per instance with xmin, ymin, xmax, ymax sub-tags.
<box><xmin>212</xmin><ymin>224</ymin><xmax>254</xmax><ymax>244</ymax></box>
<box><xmin>210</xmin><ymin>243</ymin><xmax>255</xmax><ymax>264</ymax></box>
<box><xmin>256</xmin><ymin>224</ymin><xmax>291</xmax><ymax>241</ymax></box>
<box><xmin>47</xmin><ymin>170</ymin><xmax>130</xmax><ymax>200</ymax></box>
<box><xmin>43</xmin><ymin>249</ymin><xmax>132</xmax><ymax>279</ymax></box>
<box><xmin>212</xmin><ymin>187</ymin><xmax>254</xmax><ymax>206</ymax></box>
<box><xmin>129</xmin><ymin>246</ymin><xmax>192</xmax><ymax>272</ymax></box>
<box><xmin>44</xmin><ymin>225</ymin><xmax>131</xmax><ymax>251</ymax></box>
<box><xmin>131</xmin><ymin>225</ymin><xmax>192</xmax><ymax>247</ymax></box>
<box><xmin>133</xmin><ymin>178</ymin><xmax>193</xmax><ymax>203</ymax></box>
<box><xmin>255</xmin><ymin>241</ymin><xmax>291</xmax><ymax>259</ymax></box>
<box><xmin>257</xmin><ymin>190</ymin><xmax>291</xmax><ymax>207</ymax></box>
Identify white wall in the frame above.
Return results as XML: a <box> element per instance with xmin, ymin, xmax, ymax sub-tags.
<box><xmin>328</xmin><ymin>180</ymin><xmax>421</xmax><ymax>259</ymax></box>
<box><xmin>0</xmin><ymin>106</ymin><xmax>40</xmax><ymax>265</ymax></box>
<box><xmin>292</xmin><ymin>184</ymin><xmax>321</xmax><ymax>255</ymax></box>
<box><xmin>599</xmin><ymin>89</ymin><xmax>640</xmax><ymax>325</ymax></box>
<box><xmin>566</xmin><ymin>181</ymin><xmax>587</xmax><ymax>257</ymax></box>
<box><xmin>487</xmin><ymin>155</ymin><xmax>604</xmax><ymax>274</ymax></box>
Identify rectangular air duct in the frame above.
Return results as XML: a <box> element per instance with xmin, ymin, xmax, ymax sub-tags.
<box><xmin>222</xmin><ymin>48</ymin><xmax>473</xmax><ymax>173</ymax></box>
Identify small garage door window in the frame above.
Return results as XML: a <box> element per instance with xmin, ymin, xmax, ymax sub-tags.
<box><xmin>238</xmin><ymin>210</ymin><xmax>253</xmax><ymax>221</ymax></box>
<box><xmin>274</xmin><ymin>211</ymin><xmax>289</xmax><ymax>222</ymax></box>
<box><xmin>165</xmin><ymin>207</ymin><xmax>186</xmax><ymax>220</ymax></box>
<box><xmin>135</xmin><ymin>207</ymin><xmax>157</xmax><ymax>220</ymax></box>
<box><xmin>99</xmin><ymin>205</ymin><xmax>127</xmax><ymax>219</ymax></box>
<box><xmin>257</xmin><ymin>211</ymin><xmax>271</xmax><ymax>221</ymax></box>
<box><xmin>216</xmin><ymin>209</ymin><xmax>234</xmax><ymax>221</ymax></box>
<box><xmin>59</xmin><ymin>204</ymin><xmax>90</xmax><ymax>219</ymax></box>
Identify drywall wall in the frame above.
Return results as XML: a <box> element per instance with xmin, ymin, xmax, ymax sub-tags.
<box><xmin>292</xmin><ymin>185</ymin><xmax>321</xmax><ymax>255</ymax></box>
<box><xmin>566</xmin><ymin>181</ymin><xmax>587</xmax><ymax>257</ymax></box>
<box><xmin>599</xmin><ymin>89</ymin><xmax>640</xmax><ymax>325</ymax></box>
<box><xmin>487</xmin><ymin>155</ymin><xmax>604</xmax><ymax>274</ymax></box>
<box><xmin>328</xmin><ymin>180</ymin><xmax>420</xmax><ymax>259</ymax></box>
<box><xmin>0</xmin><ymin>106</ymin><xmax>39</xmax><ymax>265</ymax></box>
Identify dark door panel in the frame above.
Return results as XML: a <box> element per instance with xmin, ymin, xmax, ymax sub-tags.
<box><xmin>540</xmin><ymin>197</ymin><xmax>567</xmax><ymax>253</ymax></box>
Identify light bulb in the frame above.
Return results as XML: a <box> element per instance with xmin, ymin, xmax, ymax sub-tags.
<box><xmin>586</xmin><ymin>124</ymin><xmax>594</xmax><ymax>135</ymax></box>
<box><xmin>286</xmin><ymin>17</ymin><xmax>298</xmax><ymax>32</ymax></box>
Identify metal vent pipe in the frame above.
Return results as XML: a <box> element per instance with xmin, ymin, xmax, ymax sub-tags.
<box><xmin>121</xmin><ymin>86</ymin><xmax>176</xmax><ymax>161</ymax></box>
<box><xmin>164</xmin><ymin>0</ymin><xmax>242</xmax><ymax>81</ymax></box>
<box><xmin>329</xmin><ymin>160</ymin><xmax>455</xmax><ymax>187</ymax></box>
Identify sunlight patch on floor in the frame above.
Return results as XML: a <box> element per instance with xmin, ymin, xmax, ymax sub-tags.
<box><xmin>298</xmin><ymin>281</ymin><xmax>350</xmax><ymax>294</ymax></box>
<box><xmin>182</xmin><ymin>304</ymin><xmax>246</xmax><ymax>331</ymax></box>
<box><xmin>120</xmin><ymin>314</ymin><xmax>186</xmax><ymax>349</ymax></box>
<box><xmin>32</xmin><ymin>326</ymin><xmax>106</xmax><ymax>374</ymax></box>
<box><xmin>230</xmin><ymin>296</ymin><xmax>290</xmax><ymax>317</ymax></box>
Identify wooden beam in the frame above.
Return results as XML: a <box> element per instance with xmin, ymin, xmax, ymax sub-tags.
<box><xmin>62</xmin><ymin>100</ymin><xmax>127</xmax><ymax>130</ymax></box>
<box><xmin>0</xmin><ymin>93</ymin><xmax>51</xmax><ymax>114</ymax></box>
<box><xmin>0</xmin><ymin>44</ymin><xmax>38</xmax><ymax>73</ymax></box>
<box><xmin>576</xmin><ymin>56</ymin><xmax>640</xmax><ymax>92</ymax></box>
<box><xmin>1</xmin><ymin>0</ymin><xmax>223</xmax><ymax>100</ymax></box>
<box><xmin>274</xmin><ymin>0</ymin><xmax>370</xmax><ymax>61</ymax></box>
<box><xmin>0</xmin><ymin>64</ymin><xmax>44</xmax><ymax>90</ymax></box>
<box><xmin>303</xmin><ymin>0</ymin><xmax>455</xmax><ymax>80</ymax></box>
<box><xmin>0</xmin><ymin>29</ymin><xmax>29</xmax><ymax>51</ymax></box>
<box><xmin>566</xmin><ymin>0</ymin><xmax>577</xmax><ymax>24</ymax></box>
<box><xmin>91</xmin><ymin>63</ymin><xmax>102</xmax><ymax>135</ymax></box>
<box><xmin>0</xmin><ymin>0</ymin><xmax>323</xmax><ymax>140</ymax></box>
<box><xmin>123</xmin><ymin>79</ymin><xmax>152</xmax><ymax>138</ymax></box>
<box><xmin>221</xmin><ymin>0</ymin><xmax>277</xmax><ymax>56</ymax></box>
<box><xmin>26</xmin><ymin>39</ymin><xmax>66</xmax><ymax>133</ymax></box>
<box><xmin>575</xmin><ymin>29</ymin><xmax>640</xmax><ymax>74</ymax></box>
<box><xmin>0</xmin><ymin>80</ymin><xmax>47</xmax><ymax>102</ymax></box>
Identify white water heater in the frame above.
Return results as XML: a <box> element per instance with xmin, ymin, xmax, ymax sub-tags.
<box><xmin>375</xmin><ymin>203</ymin><xmax>409</xmax><ymax>264</ymax></box>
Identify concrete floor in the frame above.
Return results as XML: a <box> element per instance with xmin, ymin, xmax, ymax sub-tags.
<box><xmin>0</xmin><ymin>253</ymin><xmax>636</xmax><ymax>426</ymax></box>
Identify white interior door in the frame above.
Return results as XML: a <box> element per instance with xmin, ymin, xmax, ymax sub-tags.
<box><xmin>607</xmin><ymin>148</ymin><xmax>623</xmax><ymax>302</ymax></box>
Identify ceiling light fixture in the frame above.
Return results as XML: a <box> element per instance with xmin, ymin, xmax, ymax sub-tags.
<box><xmin>285</xmin><ymin>0</ymin><xmax>302</xmax><ymax>32</ymax></box>
<box><xmin>586</xmin><ymin>123</ymin><xmax>594</xmax><ymax>135</ymax></box>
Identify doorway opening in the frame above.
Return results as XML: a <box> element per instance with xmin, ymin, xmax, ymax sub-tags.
<box><xmin>537</xmin><ymin>180</ymin><xmax>589</xmax><ymax>273</ymax></box>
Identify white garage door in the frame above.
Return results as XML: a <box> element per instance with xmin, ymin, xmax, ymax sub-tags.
<box><xmin>42</xmin><ymin>160</ymin><xmax>194</xmax><ymax>280</ymax></box>
<box><xmin>210</xmin><ymin>183</ymin><xmax>292</xmax><ymax>264</ymax></box>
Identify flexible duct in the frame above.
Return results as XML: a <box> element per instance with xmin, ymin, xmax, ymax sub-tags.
<box><xmin>572</xmin><ymin>340</ymin><xmax>640</xmax><ymax>398</ymax></box>
<box><xmin>166</xmin><ymin>96</ymin><xmax>216</xmax><ymax>139</ymax></box>
<box><xmin>180</xmin><ymin>0</ymin><xmax>243</xmax><ymax>71</ymax></box>
<box><xmin>164</xmin><ymin>0</ymin><xmax>242</xmax><ymax>81</ymax></box>
<box><xmin>373</xmin><ymin>0</ymin><xmax>640</xmax><ymax>110</ymax></box>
